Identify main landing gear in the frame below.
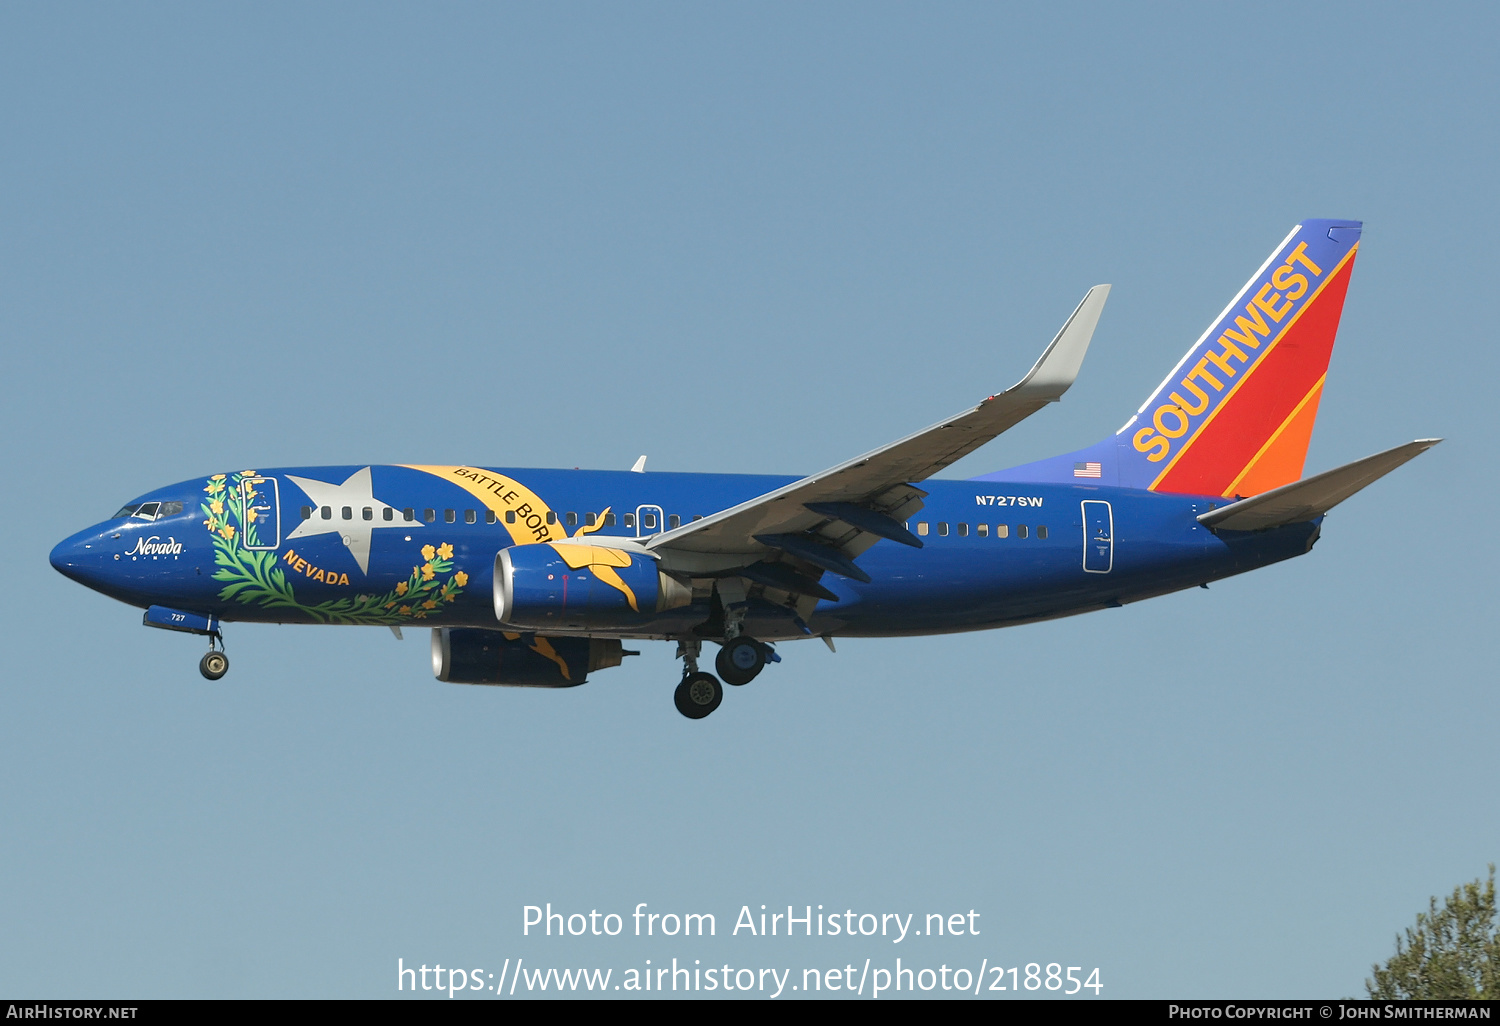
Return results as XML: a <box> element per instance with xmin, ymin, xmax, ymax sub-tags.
<box><xmin>674</xmin><ymin>672</ymin><xmax>723</xmax><ymax>719</ymax></box>
<box><xmin>672</xmin><ymin>636</ymin><xmax>779</xmax><ymax>718</ymax></box>
<box><xmin>672</xmin><ymin>639</ymin><xmax>721</xmax><ymax>719</ymax></box>
<box><xmin>716</xmin><ymin>636</ymin><xmax>768</xmax><ymax>686</ymax></box>
<box><xmin>199</xmin><ymin>633</ymin><xmax>229</xmax><ymax>680</ymax></box>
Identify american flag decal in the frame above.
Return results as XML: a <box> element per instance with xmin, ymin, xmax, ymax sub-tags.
<box><xmin>1073</xmin><ymin>462</ymin><xmax>1102</xmax><ymax>478</ymax></box>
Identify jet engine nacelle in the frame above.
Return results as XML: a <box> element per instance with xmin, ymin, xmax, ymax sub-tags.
<box><xmin>494</xmin><ymin>542</ymin><xmax>692</xmax><ymax>630</ymax></box>
<box><xmin>431</xmin><ymin>627</ymin><xmax>625</xmax><ymax>687</ymax></box>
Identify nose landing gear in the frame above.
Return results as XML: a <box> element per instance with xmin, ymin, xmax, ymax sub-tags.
<box><xmin>198</xmin><ymin>633</ymin><xmax>228</xmax><ymax>680</ymax></box>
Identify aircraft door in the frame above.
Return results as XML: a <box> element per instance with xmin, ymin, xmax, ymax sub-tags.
<box><xmin>635</xmin><ymin>504</ymin><xmax>665</xmax><ymax>539</ymax></box>
<box><xmin>1081</xmin><ymin>500</ymin><xmax>1113</xmax><ymax>573</ymax></box>
<box><xmin>241</xmin><ymin>477</ymin><xmax>282</xmax><ymax>550</ymax></box>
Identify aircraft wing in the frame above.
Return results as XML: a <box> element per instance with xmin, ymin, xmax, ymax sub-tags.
<box><xmin>1197</xmin><ymin>438</ymin><xmax>1442</xmax><ymax>532</ymax></box>
<box><xmin>646</xmin><ymin>285</ymin><xmax>1110</xmax><ymax>580</ymax></box>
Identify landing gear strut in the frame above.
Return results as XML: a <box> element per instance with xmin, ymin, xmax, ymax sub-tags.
<box><xmin>199</xmin><ymin>633</ymin><xmax>228</xmax><ymax>680</ymax></box>
<box><xmin>716</xmin><ymin>637</ymin><xmax>767</xmax><ymax>686</ymax></box>
<box><xmin>673</xmin><ymin>639</ymin><xmax>722</xmax><ymax>719</ymax></box>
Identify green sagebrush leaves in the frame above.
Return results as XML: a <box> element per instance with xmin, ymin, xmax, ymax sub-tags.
<box><xmin>1367</xmin><ymin>865</ymin><xmax>1499</xmax><ymax>1000</ymax></box>
<box><xmin>202</xmin><ymin>471</ymin><xmax>467</xmax><ymax>625</ymax></box>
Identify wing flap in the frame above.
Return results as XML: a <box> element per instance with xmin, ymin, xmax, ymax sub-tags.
<box><xmin>1197</xmin><ymin>439</ymin><xmax>1441</xmax><ymax>532</ymax></box>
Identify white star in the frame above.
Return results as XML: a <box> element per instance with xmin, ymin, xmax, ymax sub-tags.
<box><xmin>283</xmin><ymin>467</ymin><xmax>419</xmax><ymax>574</ymax></box>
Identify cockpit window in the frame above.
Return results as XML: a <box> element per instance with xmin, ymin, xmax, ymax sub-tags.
<box><xmin>133</xmin><ymin>502</ymin><xmax>160</xmax><ymax>520</ymax></box>
<box><xmin>158</xmin><ymin>501</ymin><xmax>183</xmax><ymax>517</ymax></box>
<box><xmin>113</xmin><ymin>504</ymin><xmax>141</xmax><ymax>519</ymax></box>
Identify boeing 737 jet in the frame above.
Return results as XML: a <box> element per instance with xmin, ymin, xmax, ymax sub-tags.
<box><xmin>50</xmin><ymin>220</ymin><xmax>1437</xmax><ymax>718</ymax></box>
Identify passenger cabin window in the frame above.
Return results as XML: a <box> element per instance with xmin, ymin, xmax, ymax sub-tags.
<box><xmin>996</xmin><ymin>524</ymin><xmax>1009</xmax><ymax>538</ymax></box>
<box><xmin>624</xmin><ymin>513</ymin><xmax>636</xmax><ymax>528</ymax></box>
<box><xmin>342</xmin><ymin>506</ymin><xmax>352</xmax><ymax>520</ymax></box>
<box><xmin>977</xmin><ymin>523</ymin><xmax>988</xmax><ymax>537</ymax></box>
<box><xmin>362</xmin><ymin>507</ymin><xmax>373</xmax><ymax>521</ymax></box>
<box><xmin>486</xmin><ymin>510</ymin><xmax>497</xmax><ymax>524</ymax></box>
<box><xmin>403</xmin><ymin>507</ymin><xmax>415</xmax><ymax>522</ymax></box>
<box><xmin>669</xmin><ymin>514</ymin><xmax>681</xmax><ymax>529</ymax></box>
<box><xmin>566</xmin><ymin>512</ymin><xmax>578</xmax><ymax>527</ymax></box>
<box><xmin>917</xmin><ymin>522</ymin><xmax>929</xmax><ymax>536</ymax></box>
<box><xmin>464</xmin><ymin>510</ymin><xmax>476</xmax><ymax>524</ymax></box>
<box><xmin>383</xmin><ymin>508</ymin><xmax>394</xmax><ymax>521</ymax></box>
<box><xmin>321</xmin><ymin>506</ymin><xmax>333</xmax><ymax>520</ymax></box>
<box><xmin>937</xmin><ymin>522</ymin><xmax>949</xmax><ymax>536</ymax></box>
<box><xmin>424</xmin><ymin>509</ymin><xmax>436</xmax><ymax>523</ymax></box>
<box><xmin>957</xmin><ymin>522</ymin><xmax>969</xmax><ymax>537</ymax></box>
<box><xmin>1018</xmin><ymin>525</ymin><xmax>1029</xmax><ymax>539</ymax></box>
<box><xmin>505</xmin><ymin>511</ymin><xmax>516</xmax><ymax>524</ymax></box>
<box><xmin>545</xmin><ymin>512</ymin><xmax>556</xmax><ymax>525</ymax></box>
<box><xmin>584</xmin><ymin>512</ymin><xmax>597</xmax><ymax>527</ymax></box>
<box><xmin>604</xmin><ymin>512</ymin><xmax>616</xmax><ymax>526</ymax></box>
<box><xmin>301</xmin><ymin>506</ymin><xmax>313</xmax><ymax>520</ymax></box>
<box><xmin>1037</xmin><ymin>525</ymin><xmax>1048</xmax><ymax>540</ymax></box>
<box><xmin>642</xmin><ymin>512</ymin><xmax>657</xmax><ymax>529</ymax></box>
<box><xmin>444</xmin><ymin>509</ymin><xmax>455</xmax><ymax>523</ymax></box>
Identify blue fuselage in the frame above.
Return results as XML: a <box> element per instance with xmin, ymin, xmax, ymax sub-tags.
<box><xmin>50</xmin><ymin>465</ymin><xmax>1319</xmax><ymax>641</ymax></box>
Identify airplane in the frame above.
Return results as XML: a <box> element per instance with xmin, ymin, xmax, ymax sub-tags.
<box><xmin>50</xmin><ymin>219</ymin><xmax>1439</xmax><ymax>719</ymax></box>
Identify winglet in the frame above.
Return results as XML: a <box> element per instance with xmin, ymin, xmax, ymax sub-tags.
<box><xmin>1198</xmin><ymin>438</ymin><xmax>1441</xmax><ymax>531</ymax></box>
<box><xmin>630</xmin><ymin>455</ymin><xmax>647</xmax><ymax>473</ymax></box>
<box><xmin>1008</xmin><ymin>284</ymin><xmax>1110</xmax><ymax>399</ymax></box>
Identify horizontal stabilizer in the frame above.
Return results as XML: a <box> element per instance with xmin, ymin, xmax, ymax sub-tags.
<box><xmin>1197</xmin><ymin>439</ymin><xmax>1441</xmax><ymax>531</ymax></box>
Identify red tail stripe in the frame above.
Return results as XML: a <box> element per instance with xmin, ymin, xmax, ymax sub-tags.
<box><xmin>1151</xmin><ymin>254</ymin><xmax>1355</xmax><ymax>496</ymax></box>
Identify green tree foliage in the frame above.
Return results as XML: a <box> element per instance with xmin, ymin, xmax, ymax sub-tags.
<box><xmin>1366</xmin><ymin>865</ymin><xmax>1499</xmax><ymax>999</ymax></box>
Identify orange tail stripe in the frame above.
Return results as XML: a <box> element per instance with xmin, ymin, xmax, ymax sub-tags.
<box><xmin>1226</xmin><ymin>376</ymin><xmax>1325</xmax><ymax>497</ymax></box>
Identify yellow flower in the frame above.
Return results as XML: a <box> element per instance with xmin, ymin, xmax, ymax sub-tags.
<box><xmin>210</xmin><ymin>499</ymin><xmax>223</xmax><ymax>515</ymax></box>
<box><xmin>211</xmin><ymin>474</ymin><xmax>226</xmax><ymax>481</ymax></box>
<box><xmin>421</xmin><ymin>564</ymin><xmax>435</xmax><ymax>582</ymax></box>
<box><xmin>398</xmin><ymin>605</ymin><xmax>412</xmax><ymax>615</ymax></box>
<box><xmin>454</xmin><ymin>571</ymin><xmax>469</xmax><ymax>587</ymax></box>
<box><xmin>246</xmin><ymin>507</ymin><xmax>258</xmax><ymax>522</ymax></box>
<box><xmin>395</xmin><ymin>581</ymin><xmax>409</xmax><ymax>596</ymax></box>
<box><xmin>240</xmin><ymin>470</ymin><xmax>258</xmax><ymax>477</ymax></box>
<box><xmin>436</xmin><ymin>543</ymin><xmax>453</xmax><ymax>560</ymax></box>
<box><xmin>220</xmin><ymin>525</ymin><xmax>236</xmax><ymax>540</ymax></box>
<box><xmin>421</xmin><ymin>544</ymin><xmax>436</xmax><ymax>561</ymax></box>
<box><xmin>443</xmin><ymin>592</ymin><xmax>456</xmax><ymax>602</ymax></box>
<box><xmin>422</xmin><ymin>600</ymin><xmax>437</xmax><ymax>610</ymax></box>
<box><xmin>204</xmin><ymin>484</ymin><xmax>216</xmax><ymax>493</ymax></box>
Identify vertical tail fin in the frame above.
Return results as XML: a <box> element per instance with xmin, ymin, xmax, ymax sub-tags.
<box><xmin>976</xmin><ymin>219</ymin><xmax>1362</xmax><ymax>497</ymax></box>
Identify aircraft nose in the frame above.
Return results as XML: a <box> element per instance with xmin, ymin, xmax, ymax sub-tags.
<box><xmin>50</xmin><ymin>528</ymin><xmax>105</xmax><ymax>585</ymax></box>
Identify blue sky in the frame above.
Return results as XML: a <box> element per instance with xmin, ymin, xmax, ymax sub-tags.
<box><xmin>1</xmin><ymin>2</ymin><xmax>1495</xmax><ymax>998</ymax></box>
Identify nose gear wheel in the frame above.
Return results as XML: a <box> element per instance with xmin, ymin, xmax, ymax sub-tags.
<box><xmin>199</xmin><ymin>650</ymin><xmax>229</xmax><ymax>680</ymax></box>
